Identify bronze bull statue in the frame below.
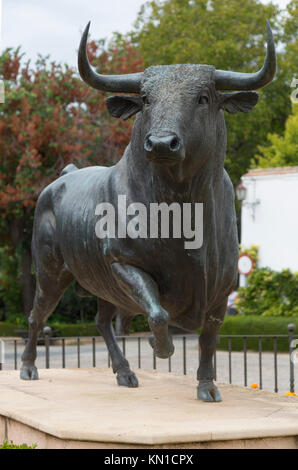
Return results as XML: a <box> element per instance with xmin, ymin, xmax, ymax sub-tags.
<box><xmin>21</xmin><ymin>21</ymin><xmax>276</xmax><ymax>401</ymax></box>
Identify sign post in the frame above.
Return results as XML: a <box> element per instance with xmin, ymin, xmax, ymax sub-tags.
<box><xmin>238</xmin><ymin>253</ymin><xmax>254</xmax><ymax>287</ymax></box>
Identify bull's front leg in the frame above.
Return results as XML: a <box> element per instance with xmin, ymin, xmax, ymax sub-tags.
<box><xmin>112</xmin><ymin>263</ymin><xmax>174</xmax><ymax>359</ymax></box>
<box><xmin>197</xmin><ymin>301</ymin><xmax>227</xmax><ymax>402</ymax></box>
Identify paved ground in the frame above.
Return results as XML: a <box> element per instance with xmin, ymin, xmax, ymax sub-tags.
<box><xmin>1</xmin><ymin>335</ymin><xmax>296</xmax><ymax>395</ymax></box>
<box><xmin>1</xmin><ymin>369</ymin><xmax>298</xmax><ymax>448</ymax></box>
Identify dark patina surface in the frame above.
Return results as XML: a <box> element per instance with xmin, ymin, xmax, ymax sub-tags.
<box><xmin>21</xmin><ymin>21</ymin><xmax>276</xmax><ymax>401</ymax></box>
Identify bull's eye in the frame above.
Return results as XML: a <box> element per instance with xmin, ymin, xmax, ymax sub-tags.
<box><xmin>198</xmin><ymin>95</ymin><xmax>209</xmax><ymax>105</ymax></box>
<box><xmin>142</xmin><ymin>95</ymin><xmax>150</xmax><ymax>105</ymax></box>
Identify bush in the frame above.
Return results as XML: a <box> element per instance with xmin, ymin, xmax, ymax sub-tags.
<box><xmin>237</xmin><ymin>268</ymin><xmax>298</xmax><ymax>317</ymax></box>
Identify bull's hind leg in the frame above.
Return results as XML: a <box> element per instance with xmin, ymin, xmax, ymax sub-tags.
<box><xmin>21</xmin><ymin>207</ymin><xmax>73</xmax><ymax>380</ymax></box>
<box><xmin>111</xmin><ymin>263</ymin><xmax>174</xmax><ymax>359</ymax></box>
<box><xmin>20</xmin><ymin>269</ymin><xmax>73</xmax><ymax>380</ymax></box>
<box><xmin>197</xmin><ymin>300</ymin><xmax>227</xmax><ymax>402</ymax></box>
<box><xmin>95</xmin><ymin>298</ymin><xmax>138</xmax><ymax>387</ymax></box>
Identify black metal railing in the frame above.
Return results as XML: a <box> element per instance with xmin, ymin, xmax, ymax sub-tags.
<box><xmin>0</xmin><ymin>324</ymin><xmax>297</xmax><ymax>394</ymax></box>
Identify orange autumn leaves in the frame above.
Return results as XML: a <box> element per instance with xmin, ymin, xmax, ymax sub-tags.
<box><xmin>0</xmin><ymin>40</ymin><xmax>144</xmax><ymax>220</ymax></box>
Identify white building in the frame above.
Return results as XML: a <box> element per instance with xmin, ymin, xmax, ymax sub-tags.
<box><xmin>240</xmin><ymin>166</ymin><xmax>298</xmax><ymax>274</ymax></box>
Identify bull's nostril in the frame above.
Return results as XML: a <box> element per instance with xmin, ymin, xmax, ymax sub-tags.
<box><xmin>144</xmin><ymin>136</ymin><xmax>153</xmax><ymax>152</ymax></box>
<box><xmin>170</xmin><ymin>137</ymin><xmax>180</xmax><ymax>151</ymax></box>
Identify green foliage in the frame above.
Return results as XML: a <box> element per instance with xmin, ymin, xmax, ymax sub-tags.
<box><xmin>49</xmin><ymin>315</ymin><xmax>149</xmax><ymax>336</ymax></box>
<box><xmin>0</xmin><ymin>440</ymin><xmax>37</xmax><ymax>449</ymax></box>
<box><xmin>129</xmin><ymin>314</ymin><xmax>150</xmax><ymax>333</ymax></box>
<box><xmin>0</xmin><ymin>321</ymin><xmax>20</xmax><ymax>336</ymax></box>
<box><xmin>254</xmin><ymin>104</ymin><xmax>298</xmax><ymax>168</ymax></box>
<box><xmin>127</xmin><ymin>0</ymin><xmax>295</xmax><ymax>185</ymax></box>
<box><xmin>236</xmin><ymin>268</ymin><xmax>298</xmax><ymax>317</ymax></box>
<box><xmin>132</xmin><ymin>0</ymin><xmax>279</xmax><ymax>68</ymax></box>
<box><xmin>281</xmin><ymin>0</ymin><xmax>298</xmax><ymax>80</ymax></box>
<box><xmin>0</xmin><ymin>247</ymin><xmax>22</xmax><ymax>321</ymax></box>
<box><xmin>218</xmin><ymin>315</ymin><xmax>298</xmax><ymax>352</ymax></box>
<box><xmin>51</xmin><ymin>283</ymin><xmax>97</xmax><ymax>324</ymax></box>
<box><xmin>0</xmin><ymin>315</ymin><xmax>149</xmax><ymax>338</ymax></box>
<box><xmin>50</xmin><ymin>323</ymin><xmax>98</xmax><ymax>337</ymax></box>
<box><xmin>0</xmin><ymin>42</ymin><xmax>143</xmax><ymax>321</ymax></box>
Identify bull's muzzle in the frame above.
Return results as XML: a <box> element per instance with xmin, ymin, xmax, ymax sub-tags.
<box><xmin>144</xmin><ymin>133</ymin><xmax>184</xmax><ymax>164</ymax></box>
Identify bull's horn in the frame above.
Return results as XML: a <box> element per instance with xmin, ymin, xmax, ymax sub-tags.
<box><xmin>214</xmin><ymin>20</ymin><xmax>276</xmax><ymax>90</ymax></box>
<box><xmin>78</xmin><ymin>22</ymin><xmax>142</xmax><ymax>93</ymax></box>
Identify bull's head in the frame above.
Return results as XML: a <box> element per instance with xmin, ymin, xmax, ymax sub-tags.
<box><xmin>78</xmin><ymin>22</ymin><xmax>276</xmax><ymax>173</ymax></box>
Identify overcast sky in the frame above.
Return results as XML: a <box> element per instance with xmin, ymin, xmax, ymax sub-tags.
<box><xmin>1</xmin><ymin>0</ymin><xmax>290</xmax><ymax>69</ymax></box>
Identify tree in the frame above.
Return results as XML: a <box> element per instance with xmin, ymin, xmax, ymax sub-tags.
<box><xmin>281</xmin><ymin>0</ymin><xmax>298</xmax><ymax>80</ymax></box>
<box><xmin>254</xmin><ymin>103</ymin><xmax>298</xmax><ymax>167</ymax></box>
<box><xmin>127</xmin><ymin>0</ymin><xmax>294</xmax><ymax>185</ymax></box>
<box><xmin>0</xmin><ymin>39</ymin><xmax>144</xmax><ymax>321</ymax></box>
<box><xmin>0</xmin><ymin>47</ymin><xmax>99</xmax><ymax>316</ymax></box>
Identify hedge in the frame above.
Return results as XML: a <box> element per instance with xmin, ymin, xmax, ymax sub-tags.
<box><xmin>216</xmin><ymin>315</ymin><xmax>298</xmax><ymax>352</ymax></box>
<box><xmin>1</xmin><ymin>316</ymin><xmax>297</xmax><ymax>353</ymax></box>
<box><xmin>51</xmin><ymin>315</ymin><xmax>149</xmax><ymax>337</ymax></box>
<box><xmin>0</xmin><ymin>315</ymin><xmax>149</xmax><ymax>338</ymax></box>
<box><xmin>0</xmin><ymin>322</ymin><xmax>21</xmax><ymax>337</ymax></box>
<box><xmin>51</xmin><ymin>323</ymin><xmax>99</xmax><ymax>337</ymax></box>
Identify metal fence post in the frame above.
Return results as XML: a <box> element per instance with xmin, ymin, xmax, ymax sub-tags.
<box><xmin>288</xmin><ymin>323</ymin><xmax>295</xmax><ymax>393</ymax></box>
<box><xmin>243</xmin><ymin>336</ymin><xmax>247</xmax><ymax>387</ymax></box>
<box><xmin>183</xmin><ymin>336</ymin><xmax>186</xmax><ymax>375</ymax></box>
<box><xmin>0</xmin><ymin>339</ymin><xmax>4</xmax><ymax>371</ymax></box>
<box><xmin>43</xmin><ymin>326</ymin><xmax>52</xmax><ymax>369</ymax></box>
<box><xmin>14</xmin><ymin>340</ymin><xmax>17</xmax><ymax>370</ymax></box>
<box><xmin>273</xmin><ymin>336</ymin><xmax>278</xmax><ymax>393</ymax></box>
<box><xmin>138</xmin><ymin>337</ymin><xmax>141</xmax><ymax>369</ymax></box>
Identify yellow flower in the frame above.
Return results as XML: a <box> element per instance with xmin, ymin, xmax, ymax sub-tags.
<box><xmin>284</xmin><ymin>392</ymin><xmax>296</xmax><ymax>397</ymax></box>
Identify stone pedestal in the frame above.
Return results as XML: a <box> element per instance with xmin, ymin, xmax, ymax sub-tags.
<box><xmin>0</xmin><ymin>368</ymin><xmax>297</xmax><ymax>449</ymax></box>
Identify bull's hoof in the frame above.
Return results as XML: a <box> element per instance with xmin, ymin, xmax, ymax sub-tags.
<box><xmin>197</xmin><ymin>380</ymin><xmax>222</xmax><ymax>402</ymax></box>
<box><xmin>116</xmin><ymin>369</ymin><xmax>139</xmax><ymax>388</ymax></box>
<box><xmin>20</xmin><ymin>364</ymin><xmax>39</xmax><ymax>381</ymax></box>
<box><xmin>148</xmin><ymin>335</ymin><xmax>175</xmax><ymax>359</ymax></box>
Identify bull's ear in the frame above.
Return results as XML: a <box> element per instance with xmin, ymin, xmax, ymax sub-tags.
<box><xmin>106</xmin><ymin>95</ymin><xmax>143</xmax><ymax>120</ymax></box>
<box><xmin>220</xmin><ymin>91</ymin><xmax>258</xmax><ymax>114</ymax></box>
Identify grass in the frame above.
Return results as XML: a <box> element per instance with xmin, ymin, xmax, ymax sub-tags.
<box><xmin>0</xmin><ymin>440</ymin><xmax>37</xmax><ymax>449</ymax></box>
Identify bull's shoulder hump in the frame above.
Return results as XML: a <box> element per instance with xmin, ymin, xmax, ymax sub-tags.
<box><xmin>37</xmin><ymin>165</ymin><xmax>112</xmax><ymax>202</ymax></box>
<box><xmin>61</xmin><ymin>165</ymin><xmax>111</xmax><ymax>178</ymax></box>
